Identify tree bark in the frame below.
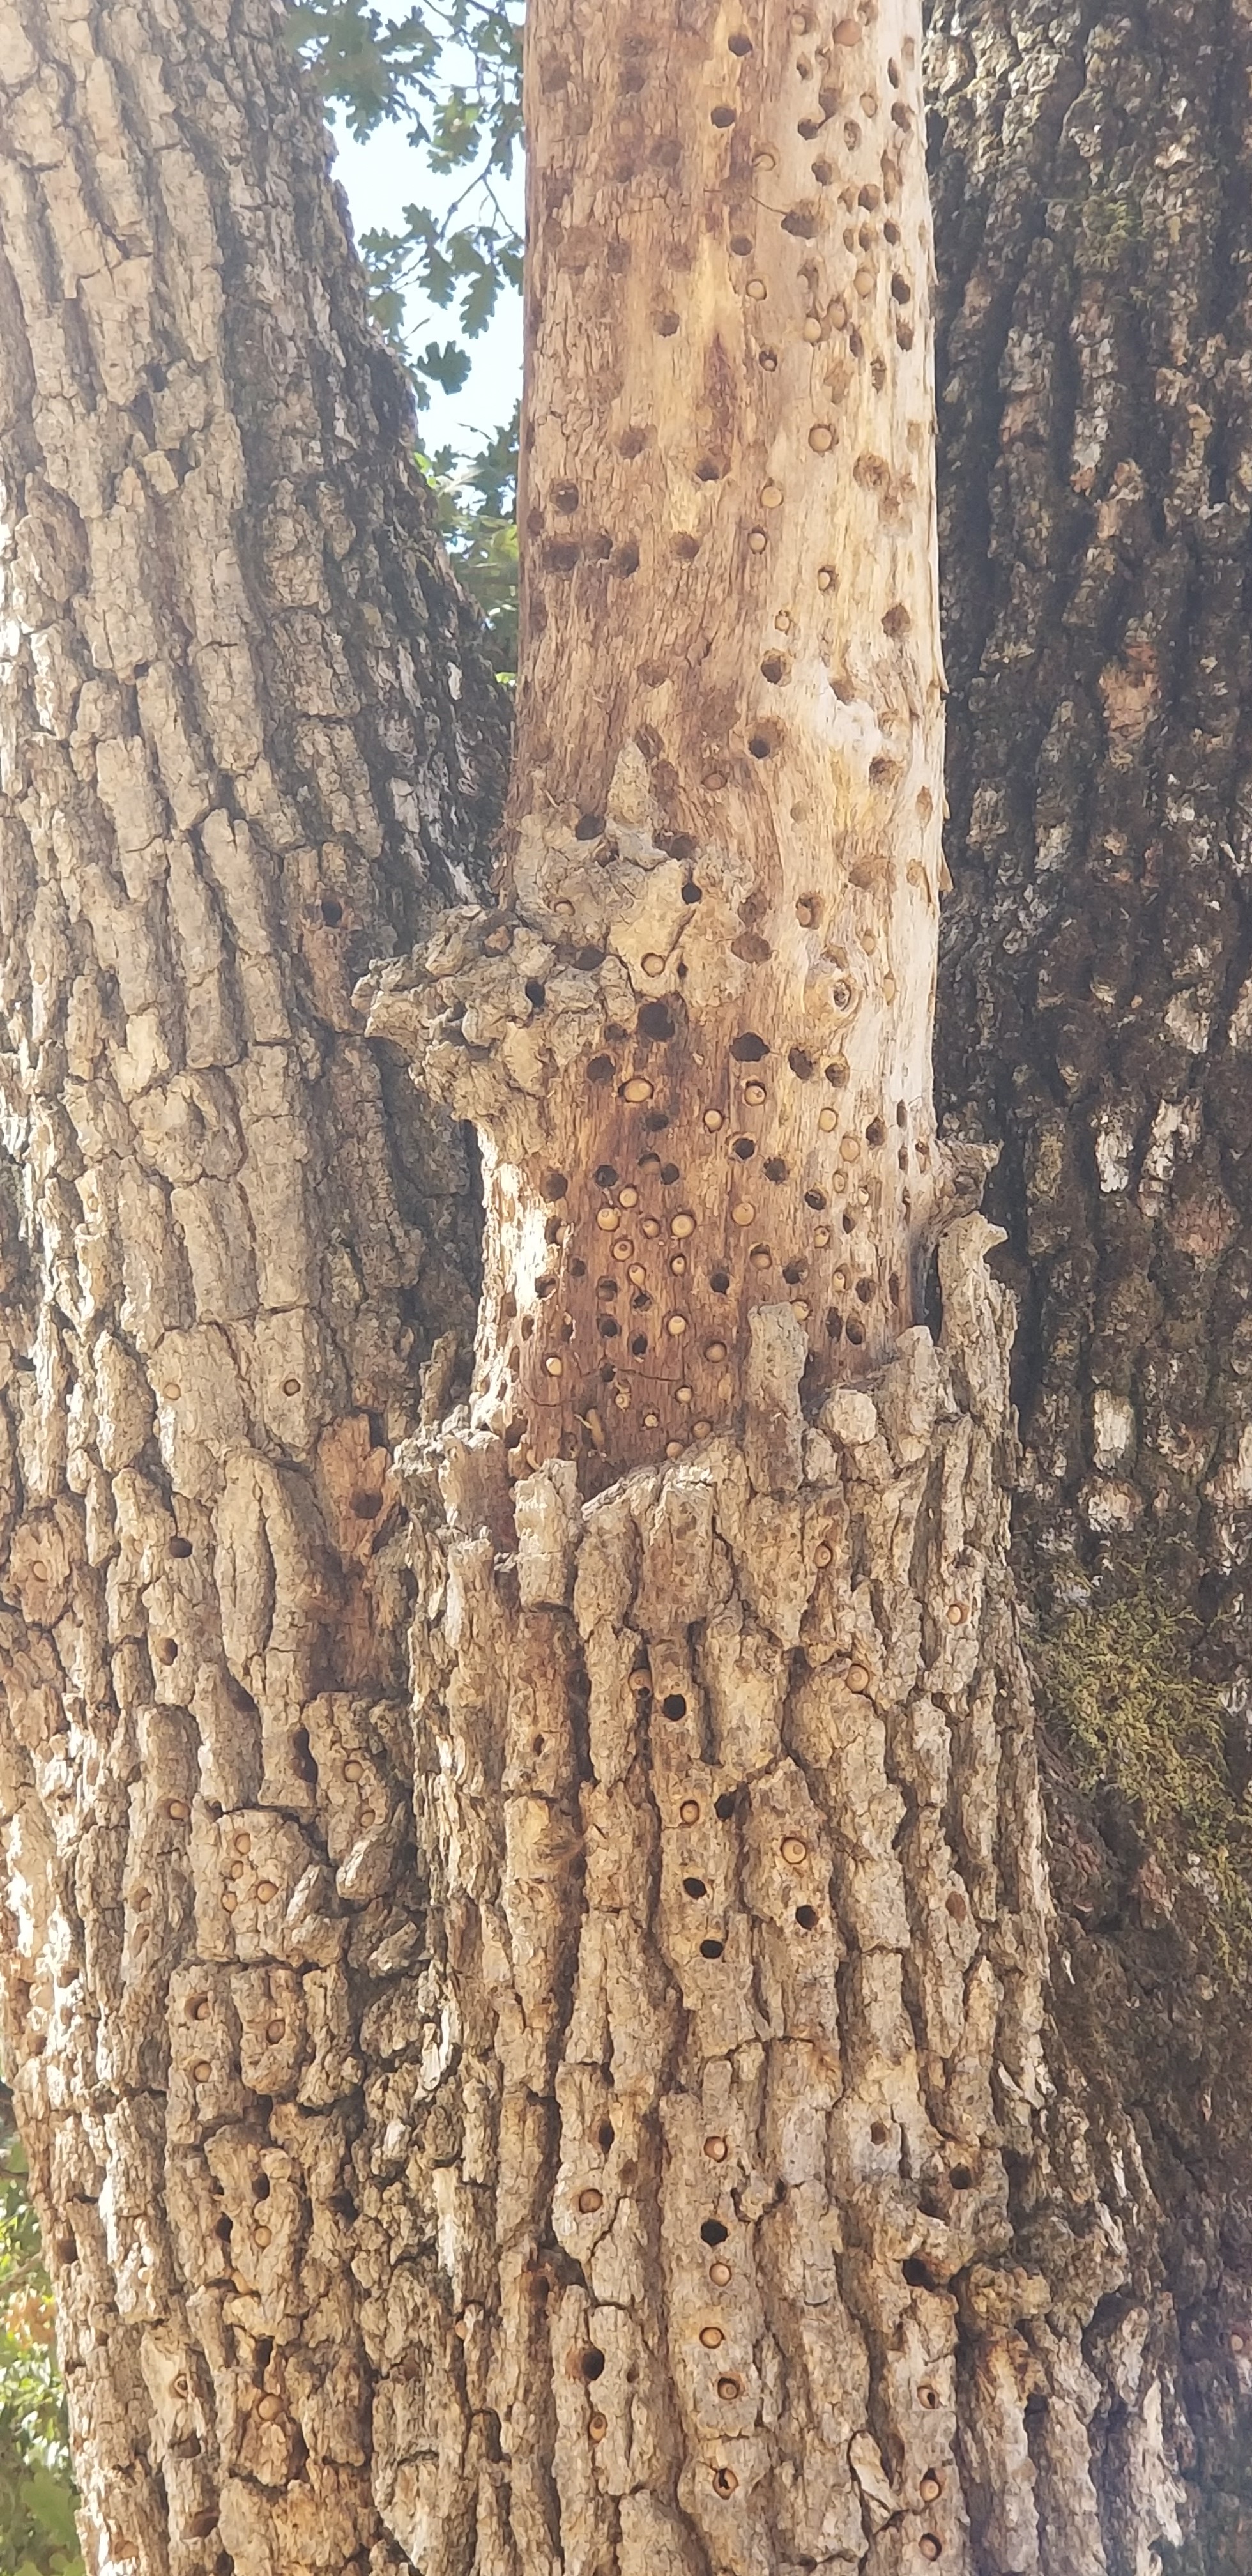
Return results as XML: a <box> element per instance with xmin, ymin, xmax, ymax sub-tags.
<box><xmin>929</xmin><ymin>0</ymin><xmax>1252</xmax><ymax>2561</ymax></box>
<box><xmin>2</xmin><ymin>0</ymin><xmax>1251</xmax><ymax>2570</ymax></box>
<box><xmin>362</xmin><ymin>0</ymin><xmax>1248</xmax><ymax>2572</ymax></box>
<box><xmin>0</xmin><ymin>3</ymin><xmax>505</xmax><ymax>2570</ymax></box>
<box><xmin>366</xmin><ymin>0</ymin><xmax>952</xmax><ymax>1480</ymax></box>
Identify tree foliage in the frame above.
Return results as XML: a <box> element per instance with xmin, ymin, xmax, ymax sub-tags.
<box><xmin>289</xmin><ymin>0</ymin><xmax>523</xmax><ymax>402</ymax></box>
<box><xmin>289</xmin><ymin>0</ymin><xmax>523</xmax><ymax>659</ymax></box>
<box><xmin>0</xmin><ymin>2102</ymin><xmax>79</xmax><ymax>2576</ymax></box>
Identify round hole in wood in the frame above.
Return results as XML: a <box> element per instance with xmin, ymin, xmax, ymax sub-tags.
<box><xmin>662</xmin><ymin>1692</ymin><xmax>688</xmax><ymax>1719</ymax></box>
<box><xmin>699</xmin><ymin>1937</ymin><xmax>726</xmax><ymax>1959</ymax></box>
<box><xmin>795</xmin><ymin>1905</ymin><xmax>818</xmax><ymax>1930</ymax></box>
<box><xmin>683</xmin><ymin>1876</ymin><xmax>708</xmax><ymax>1897</ymax></box>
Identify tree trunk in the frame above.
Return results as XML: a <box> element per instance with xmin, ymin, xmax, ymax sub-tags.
<box><xmin>362</xmin><ymin>1</ymin><xmax>1247</xmax><ymax>2573</ymax></box>
<box><xmin>930</xmin><ymin>0</ymin><xmax>1252</xmax><ymax>2561</ymax></box>
<box><xmin>0</xmin><ymin>3</ymin><xmax>505</xmax><ymax>2570</ymax></box>
<box><xmin>2</xmin><ymin>0</ymin><xmax>1251</xmax><ymax>2572</ymax></box>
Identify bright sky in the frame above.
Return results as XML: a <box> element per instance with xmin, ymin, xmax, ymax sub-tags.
<box><xmin>330</xmin><ymin>113</ymin><xmax>524</xmax><ymax>460</ymax></box>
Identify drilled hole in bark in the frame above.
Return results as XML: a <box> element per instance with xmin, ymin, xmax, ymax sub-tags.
<box><xmin>795</xmin><ymin>1905</ymin><xmax>818</xmax><ymax>1929</ymax></box>
<box><xmin>732</xmin><ymin>1137</ymin><xmax>756</xmax><ymax>1162</ymax></box>
<box><xmin>587</xmin><ymin>1056</ymin><xmax>614</xmax><ymax>1085</ymax></box>
<box><xmin>683</xmin><ymin>1876</ymin><xmax>708</xmax><ymax>1897</ymax></box>
<box><xmin>542</xmin><ymin>1169</ymin><xmax>569</xmax><ymax>1199</ymax></box>
<box><xmin>637</xmin><ymin>1002</ymin><xmax>675</xmax><ymax>1040</ymax></box>
<box><xmin>594</xmin><ymin>1165</ymin><xmax>620</xmax><ymax>1190</ymax></box>
<box><xmin>680</xmin><ymin>881</ymin><xmax>703</xmax><ymax>909</ymax></box>
<box><xmin>949</xmin><ymin>2165</ymin><xmax>974</xmax><ymax>2191</ymax></box>
<box><xmin>845</xmin><ymin>1317</ymin><xmax>866</xmax><ymax>1346</ymax></box>
<box><xmin>728</xmin><ymin>27</ymin><xmax>753</xmax><ymax>47</ymax></box>
<box><xmin>747</xmin><ymin>730</ymin><xmax>778</xmax><ymax>758</ymax></box>
<box><xmin>575</xmin><ymin>813</ymin><xmax>605</xmax><ymax>843</ymax></box>
<box><xmin>714</xmin><ymin>1791</ymin><xmax>737</xmax><ymax>1819</ymax></box>
<box><xmin>804</xmin><ymin>1190</ymin><xmax>827</xmax><ymax>1211</ymax></box>
<box><xmin>855</xmin><ymin>1278</ymin><xmax>874</xmax><ymax>1303</ymax></box>
<box><xmin>729</xmin><ymin>232</ymin><xmax>753</xmax><ymax>254</ymax></box>
<box><xmin>710</xmin><ymin>102</ymin><xmax>737</xmax><ymax>125</ymax></box>
<box><xmin>598</xmin><ymin>2120</ymin><xmax>615</xmax><ymax>2149</ymax></box>
<box><xmin>869</xmin><ymin>2120</ymin><xmax>889</xmax><ymax>2143</ymax></box>
<box><xmin>156</xmin><ymin>1637</ymin><xmax>179</xmax><ymax>1665</ymax></box>
<box><xmin>782</xmin><ymin>1261</ymin><xmax>806</xmax><ymax>1284</ymax></box>
<box><xmin>730</xmin><ymin>1031</ymin><xmax>769</xmax><ymax>1061</ymax></box>
<box><xmin>662</xmin><ymin>1692</ymin><xmax>688</xmax><ymax>1719</ymax></box>
<box><xmin>763</xmin><ymin>1157</ymin><xmax>788</xmax><ymax>1182</ymax></box>
<box><xmin>826</xmin><ymin>1309</ymin><xmax>843</xmax><ymax>1340</ymax></box>
<box><xmin>169</xmin><ymin>1535</ymin><xmax>193</xmax><ymax>1558</ymax></box>
<box><xmin>629</xmin><ymin>1334</ymin><xmax>648</xmax><ymax>1356</ymax></box>
<box><xmin>710</xmin><ymin>1269</ymin><xmax>731</xmax><ymax>1293</ymax></box>
<box><xmin>701</xmin><ymin>2220</ymin><xmax>729</xmax><ymax>2248</ymax></box>
<box><xmin>319</xmin><ymin>896</ymin><xmax>344</xmax><ymax>928</ymax></box>
<box><xmin>903</xmin><ymin>2257</ymin><xmax>940</xmax><ymax>2290</ymax></box>
<box><xmin>614</xmin><ymin>542</ymin><xmax>641</xmax><ymax>575</ymax></box>
<box><xmin>599</xmin><ymin>1319</ymin><xmax>620</xmax><ymax>1338</ymax></box>
<box><xmin>655</xmin><ymin>310</ymin><xmax>680</xmax><ymax>335</ymax></box>
<box><xmin>521</xmin><ymin>1317</ymin><xmax>535</xmax><ymax>1342</ymax></box>
<box><xmin>581</xmin><ymin>2347</ymin><xmax>606</xmax><ymax>2380</ymax></box>
<box><xmin>553</xmin><ymin>481</ymin><xmax>579</xmax><ymax>512</ymax></box>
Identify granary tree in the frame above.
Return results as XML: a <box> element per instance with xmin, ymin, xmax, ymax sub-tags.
<box><xmin>0</xmin><ymin>0</ymin><xmax>1250</xmax><ymax>2572</ymax></box>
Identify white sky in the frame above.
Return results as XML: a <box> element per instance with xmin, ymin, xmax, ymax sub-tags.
<box><xmin>330</xmin><ymin>113</ymin><xmax>524</xmax><ymax>460</ymax></box>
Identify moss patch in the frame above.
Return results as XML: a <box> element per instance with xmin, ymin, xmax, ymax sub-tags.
<box><xmin>1039</xmin><ymin>1590</ymin><xmax>1252</xmax><ymax>1964</ymax></box>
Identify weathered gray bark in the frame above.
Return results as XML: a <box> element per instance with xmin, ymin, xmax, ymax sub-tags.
<box><xmin>0</xmin><ymin>1</ymin><xmax>506</xmax><ymax>2568</ymax></box>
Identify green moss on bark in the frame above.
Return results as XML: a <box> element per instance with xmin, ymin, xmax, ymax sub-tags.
<box><xmin>1040</xmin><ymin>1591</ymin><xmax>1252</xmax><ymax>1962</ymax></box>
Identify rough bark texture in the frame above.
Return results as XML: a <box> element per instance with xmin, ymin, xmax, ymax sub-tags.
<box><xmin>0</xmin><ymin>1</ymin><xmax>506</xmax><ymax>2568</ymax></box>
<box><xmin>931</xmin><ymin>0</ymin><xmax>1252</xmax><ymax>1651</ymax></box>
<box><xmin>388</xmin><ymin>1221</ymin><xmax>1200</xmax><ymax>2576</ymax></box>
<box><xmin>2</xmin><ymin>0</ymin><xmax>1251</xmax><ymax>2568</ymax></box>
<box><xmin>365</xmin><ymin>0</ymin><xmax>954</xmax><ymax>1480</ymax></box>
<box><xmin>928</xmin><ymin>3</ymin><xmax>1252</xmax><ymax>2564</ymax></box>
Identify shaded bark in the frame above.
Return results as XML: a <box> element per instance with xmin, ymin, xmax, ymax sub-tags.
<box><xmin>929</xmin><ymin>0</ymin><xmax>1252</xmax><ymax>2561</ymax></box>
